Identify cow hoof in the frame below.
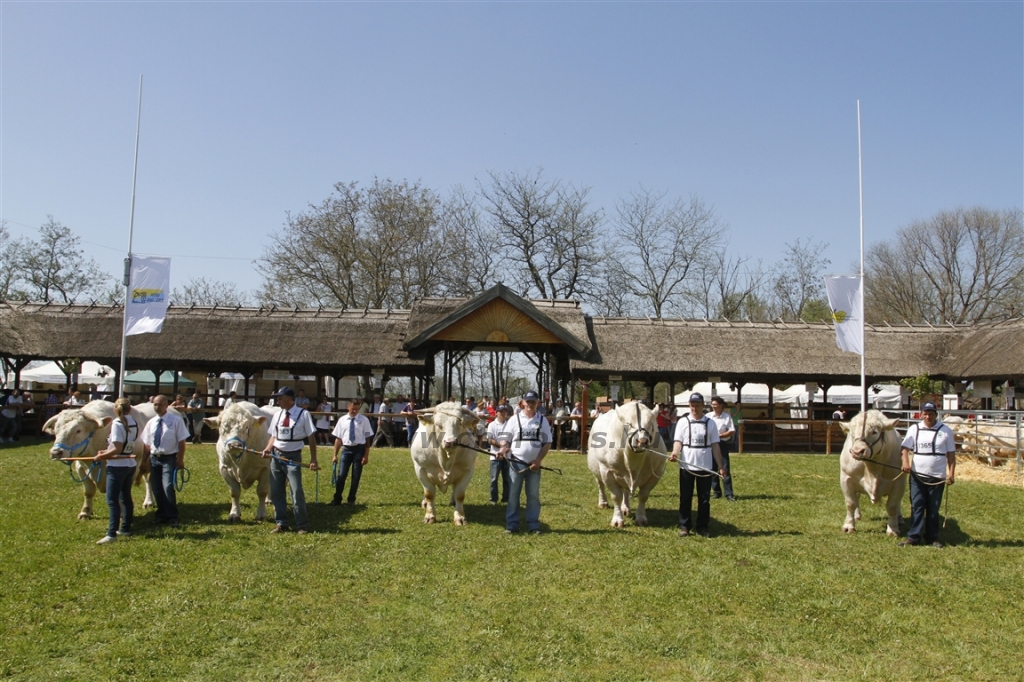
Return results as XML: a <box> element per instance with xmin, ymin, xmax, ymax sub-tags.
<box><xmin>143</xmin><ymin>501</ymin><xmax>154</xmax><ymax>509</ymax></box>
<box><xmin>454</xmin><ymin>516</ymin><xmax>467</xmax><ymax>526</ymax></box>
<box><xmin>842</xmin><ymin>526</ymin><xmax>855</xmax><ymax>533</ymax></box>
<box><xmin>886</xmin><ymin>529</ymin><xmax>899</xmax><ymax>538</ymax></box>
<box><xmin>424</xmin><ymin>515</ymin><xmax>436</xmax><ymax>524</ymax></box>
<box><xmin>228</xmin><ymin>515</ymin><xmax>241</xmax><ymax>524</ymax></box>
<box><xmin>598</xmin><ymin>501</ymin><xmax>609</xmax><ymax>509</ymax></box>
<box><xmin>611</xmin><ymin>519</ymin><xmax>624</xmax><ymax>529</ymax></box>
<box><xmin>78</xmin><ymin>513</ymin><xmax>91</xmax><ymax>520</ymax></box>
<box><xmin>635</xmin><ymin>519</ymin><xmax>648</xmax><ymax>527</ymax></box>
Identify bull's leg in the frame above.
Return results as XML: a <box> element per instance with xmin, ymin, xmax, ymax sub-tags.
<box><xmin>422</xmin><ymin>485</ymin><xmax>437</xmax><ymax>524</ymax></box>
<box><xmin>134</xmin><ymin>460</ymin><xmax>155</xmax><ymax>509</ymax></box>
<box><xmin>606</xmin><ymin>480</ymin><xmax>626</xmax><ymax>528</ymax></box>
<box><xmin>621</xmin><ymin>487</ymin><xmax>631</xmax><ymax>519</ymax></box>
<box><xmin>220</xmin><ymin>466</ymin><xmax>244</xmax><ymax>523</ymax></box>
<box><xmin>884</xmin><ymin>491</ymin><xmax>902</xmax><ymax>537</ymax></box>
<box><xmin>452</xmin><ymin>477</ymin><xmax>472</xmax><ymax>526</ymax></box>
<box><xmin>596</xmin><ymin>477</ymin><xmax>609</xmax><ymax>509</ymax></box>
<box><xmin>841</xmin><ymin>475</ymin><xmax>861</xmax><ymax>533</ymax></box>
<box><xmin>79</xmin><ymin>464</ymin><xmax>101</xmax><ymax>520</ymax></box>
<box><xmin>635</xmin><ymin>478</ymin><xmax>659</xmax><ymax>527</ymax></box>
<box><xmin>255</xmin><ymin>469</ymin><xmax>270</xmax><ymax>522</ymax></box>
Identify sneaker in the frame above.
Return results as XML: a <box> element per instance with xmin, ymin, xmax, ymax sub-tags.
<box><xmin>897</xmin><ymin>539</ymin><xmax>919</xmax><ymax>547</ymax></box>
<box><xmin>504</xmin><ymin>529</ymin><xmax>515</xmax><ymax>535</ymax></box>
<box><xmin>696</xmin><ymin>529</ymin><xmax>711</xmax><ymax>538</ymax></box>
<box><xmin>296</xmin><ymin>528</ymin><xmax>309</xmax><ymax>536</ymax></box>
<box><xmin>116</xmin><ymin>530</ymin><xmax>132</xmax><ymax>537</ymax></box>
<box><xmin>678</xmin><ymin>528</ymin><xmax>690</xmax><ymax>537</ymax></box>
<box><xmin>329</xmin><ymin>500</ymin><xmax>342</xmax><ymax>506</ymax></box>
<box><xmin>712</xmin><ymin>493</ymin><xmax>722</xmax><ymax>499</ymax></box>
<box><xmin>726</xmin><ymin>496</ymin><xmax>737</xmax><ymax>502</ymax></box>
<box><xmin>530</xmin><ymin>529</ymin><xmax>542</xmax><ymax>535</ymax></box>
<box><xmin>97</xmin><ymin>535</ymin><xmax>117</xmax><ymax>545</ymax></box>
<box><xmin>931</xmin><ymin>542</ymin><xmax>944</xmax><ymax>549</ymax></box>
<box><xmin>271</xmin><ymin>525</ymin><xmax>288</xmax><ymax>534</ymax></box>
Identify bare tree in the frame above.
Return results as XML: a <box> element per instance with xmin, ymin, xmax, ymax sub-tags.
<box><xmin>866</xmin><ymin>207</ymin><xmax>1023</xmax><ymax>323</ymax></box>
<box><xmin>606</xmin><ymin>188</ymin><xmax>722</xmax><ymax>318</ymax></box>
<box><xmin>14</xmin><ymin>217</ymin><xmax>112</xmax><ymax>302</ymax></box>
<box><xmin>770</xmin><ymin>238</ymin><xmax>830</xmax><ymax>320</ymax></box>
<box><xmin>0</xmin><ymin>223</ymin><xmax>24</xmax><ymax>300</ymax></box>
<box><xmin>435</xmin><ymin>187</ymin><xmax>496</xmax><ymax>297</ymax></box>
<box><xmin>479</xmin><ymin>169</ymin><xmax>602</xmax><ymax>299</ymax></box>
<box><xmin>172</xmin><ymin>277</ymin><xmax>252</xmax><ymax>306</ymax></box>
<box><xmin>686</xmin><ymin>248</ymin><xmax>770</xmax><ymax>320</ymax></box>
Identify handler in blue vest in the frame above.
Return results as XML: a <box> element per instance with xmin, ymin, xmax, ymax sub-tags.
<box><xmin>898</xmin><ymin>402</ymin><xmax>956</xmax><ymax>548</ymax></box>
<box><xmin>263</xmin><ymin>387</ymin><xmax>319</xmax><ymax>534</ymax></box>
<box><xmin>670</xmin><ymin>393</ymin><xmax>726</xmax><ymax>538</ymax></box>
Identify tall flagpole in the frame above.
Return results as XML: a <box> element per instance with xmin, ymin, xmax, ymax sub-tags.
<box><xmin>119</xmin><ymin>75</ymin><xmax>143</xmax><ymax>398</ymax></box>
<box><xmin>857</xmin><ymin>100</ymin><xmax>866</xmax><ymax>413</ymax></box>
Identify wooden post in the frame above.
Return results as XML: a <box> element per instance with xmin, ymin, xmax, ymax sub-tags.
<box><xmin>738</xmin><ymin>420</ymin><xmax>745</xmax><ymax>455</ymax></box>
<box><xmin>826</xmin><ymin>422</ymin><xmax>832</xmax><ymax>456</ymax></box>
<box><xmin>580</xmin><ymin>381</ymin><xmax>589</xmax><ymax>455</ymax></box>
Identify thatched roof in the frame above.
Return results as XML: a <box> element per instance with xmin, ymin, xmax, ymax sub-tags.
<box><xmin>570</xmin><ymin>316</ymin><xmax>1022</xmax><ymax>383</ymax></box>
<box><xmin>4</xmin><ymin>299</ymin><xmax>1019</xmax><ymax>384</ymax></box>
<box><xmin>0</xmin><ymin>301</ymin><xmax>423</xmax><ymax>375</ymax></box>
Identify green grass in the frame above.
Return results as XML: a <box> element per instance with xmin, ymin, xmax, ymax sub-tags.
<box><xmin>2</xmin><ymin>441</ymin><xmax>1022</xmax><ymax>681</ymax></box>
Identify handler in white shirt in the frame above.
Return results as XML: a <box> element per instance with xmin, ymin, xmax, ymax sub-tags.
<box><xmin>670</xmin><ymin>393</ymin><xmax>725</xmax><ymax>538</ymax></box>
<box><xmin>497</xmin><ymin>390</ymin><xmax>552</xmax><ymax>534</ymax></box>
<box><xmin>709</xmin><ymin>396</ymin><xmax>737</xmax><ymax>501</ymax></box>
<box><xmin>898</xmin><ymin>402</ymin><xmax>956</xmax><ymax>548</ymax></box>
<box><xmin>263</xmin><ymin>387</ymin><xmax>318</xmax><ymax>534</ymax></box>
<box><xmin>330</xmin><ymin>399</ymin><xmax>374</xmax><ymax>506</ymax></box>
<box><xmin>486</xmin><ymin>404</ymin><xmax>513</xmax><ymax>504</ymax></box>
<box><xmin>141</xmin><ymin>395</ymin><xmax>190</xmax><ymax>526</ymax></box>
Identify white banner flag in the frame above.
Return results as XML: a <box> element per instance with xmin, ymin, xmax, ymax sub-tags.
<box><xmin>824</xmin><ymin>275</ymin><xmax>863</xmax><ymax>355</ymax></box>
<box><xmin>125</xmin><ymin>256</ymin><xmax>171</xmax><ymax>336</ymax></box>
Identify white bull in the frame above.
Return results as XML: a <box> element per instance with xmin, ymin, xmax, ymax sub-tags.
<box><xmin>839</xmin><ymin>410</ymin><xmax>907</xmax><ymax>536</ymax></box>
<box><xmin>410</xmin><ymin>401</ymin><xmax>479</xmax><ymax>525</ymax></box>
<box><xmin>43</xmin><ymin>400</ymin><xmax>157</xmax><ymax>519</ymax></box>
<box><xmin>204</xmin><ymin>401</ymin><xmax>278</xmax><ymax>523</ymax></box>
<box><xmin>587</xmin><ymin>401</ymin><xmax>668</xmax><ymax>527</ymax></box>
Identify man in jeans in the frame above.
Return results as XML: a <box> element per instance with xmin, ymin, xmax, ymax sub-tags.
<box><xmin>141</xmin><ymin>395</ymin><xmax>190</xmax><ymax>526</ymax></box>
<box><xmin>498</xmin><ymin>390</ymin><xmax>552</xmax><ymax>535</ymax></box>
<box><xmin>486</xmin><ymin>404</ymin><xmax>512</xmax><ymax>504</ymax></box>
<box><xmin>263</xmin><ymin>387</ymin><xmax>319</xmax><ymax>534</ymax></box>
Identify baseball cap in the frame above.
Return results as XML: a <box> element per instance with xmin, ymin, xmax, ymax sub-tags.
<box><xmin>271</xmin><ymin>387</ymin><xmax>295</xmax><ymax>398</ymax></box>
<box><xmin>921</xmin><ymin>401</ymin><xmax>938</xmax><ymax>412</ymax></box>
<box><xmin>496</xmin><ymin>404</ymin><xmax>510</xmax><ymax>413</ymax></box>
<box><xmin>688</xmin><ymin>392</ymin><xmax>705</xmax><ymax>403</ymax></box>
<box><xmin>523</xmin><ymin>390</ymin><xmax>540</xmax><ymax>402</ymax></box>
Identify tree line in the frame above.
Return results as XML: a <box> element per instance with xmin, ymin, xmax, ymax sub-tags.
<box><xmin>3</xmin><ymin>172</ymin><xmax>1021</xmax><ymax>326</ymax></box>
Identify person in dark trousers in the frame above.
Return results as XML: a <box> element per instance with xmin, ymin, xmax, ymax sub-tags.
<box><xmin>330</xmin><ymin>399</ymin><xmax>373</xmax><ymax>505</ymax></box>
<box><xmin>670</xmin><ymin>393</ymin><xmax>726</xmax><ymax>538</ymax></box>
<box><xmin>708</xmin><ymin>396</ymin><xmax>737</xmax><ymax>501</ymax></box>
<box><xmin>898</xmin><ymin>402</ymin><xmax>956</xmax><ymax>548</ymax></box>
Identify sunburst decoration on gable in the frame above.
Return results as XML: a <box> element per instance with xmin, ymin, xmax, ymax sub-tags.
<box><xmin>432</xmin><ymin>299</ymin><xmax>563</xmax><ymax>344</ymax></box>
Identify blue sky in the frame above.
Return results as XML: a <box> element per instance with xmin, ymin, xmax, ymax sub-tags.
<box><xmin>2</xmin><ymin>1</ymin><xmax>1021</xmax><ymax>298</ymax></box>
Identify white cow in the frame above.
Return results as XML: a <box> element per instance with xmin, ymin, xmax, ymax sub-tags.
<box><xmin>587</xmin><ymin>401</ymin><xmax>668</xmax><ymax>528</ymax></box>
<box><xmin>839</xmin><ymin>410</ymin><xmax>907</xmax><ymax>536</ymax></box>
<box><xmin>410</xmin><ymin>401</ymin><xmax>479</xmax><ymax>525</ymax></box>
<box><xmin>949</xmin><ymin>419</ymin><xmax>1021</xmax><ymax>467</ymax></box>
<box><xmin>204</xmin><ymin>401</ymin><xmax>278</xmax><ymax>523</ymax></box>
<box><xmin>44</xmin><ymin>400</ymin><xmax>157</xmax><ymax>519</ymax></box>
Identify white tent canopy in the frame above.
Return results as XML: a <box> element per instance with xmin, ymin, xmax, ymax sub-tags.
<box><xmin>675</xmin><ymin>382</ymin><xmax>902</xmax><ymax>408</ymax></box>
<box><xmin>11</xmin><ymin>361</ymin><xmax>116</xmax><ymax>390</ymax></box>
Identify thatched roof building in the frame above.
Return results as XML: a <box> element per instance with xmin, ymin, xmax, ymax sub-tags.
<box><xmin>2</xmin><ymin>290</ymin><xmax>1021</xmax><ymax>387</ymax></box>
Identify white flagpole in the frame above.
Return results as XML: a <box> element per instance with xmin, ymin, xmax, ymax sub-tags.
<box><xmin>119</xmin><ymin>75</ymin><xmax>143</xmax><ymax>398</ymax></box>
<box><xmin>857</xmin><ymin>100</ymin><xmax>866</xmax><ymax>413</ymax></box>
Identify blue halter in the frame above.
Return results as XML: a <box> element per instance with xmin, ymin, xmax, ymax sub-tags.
<box><xmin>54</xmin><ymin>432</ymin><xmax>95</xmax><ymax>458</ymax></box>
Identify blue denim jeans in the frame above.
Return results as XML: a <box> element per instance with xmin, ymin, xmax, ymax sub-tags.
<box><xmin>270</xmin><ymin>450</ymin><xmax>308</xmax><ymax>529</ymax></box>
<box><xmin>710</xmin><ymin>443</ymin><xmax>734</xmax><ymax>498</ymax></box>
<box><xmin>490</xmin><ymin>458</ymin><xmax>510</xmax><ymax>503</ymax></box>
<box><xmin>333</xmin><ymin>446</ymin><xmax>363</xmax><ymax>504</ymax></box>
<box><xmin>149</xmin><ymin>455</ymin><xmax>179</xmax><ymax>522</ymax></box>
<box><xmin>907</xmin><ymin>473</ymin><xmax>945</xmax><ymax>544</ymax></box>
<box><xmin>506</xmin><ymin>464</ymin><xmax>541</xmax><ymax>531</ymax></box>
<box><xmin>105</xmin><ymin>465</ymin><xmax>136</xmax><ymax>536</ymax></box>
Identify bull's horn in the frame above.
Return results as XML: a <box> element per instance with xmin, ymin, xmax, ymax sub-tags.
<box><xmin>461</xmin><ymin>407</ymin><xmax>477</xmax><ymax>417</ymax></box>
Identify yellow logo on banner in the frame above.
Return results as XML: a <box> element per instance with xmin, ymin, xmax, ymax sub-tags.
<box><xmin>131</xmin><ymin>288</ymin><xmax>166</xmax><ymax>304</ymax></box>
<box><xmin>831</xmin><ymin>309</ymin><xmax>847</xmax><ymax>324</ymax></box>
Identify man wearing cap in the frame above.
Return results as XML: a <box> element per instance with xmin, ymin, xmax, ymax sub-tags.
<box><xmin>497</xmin><ymin>390</ymin><xmax>552</xmax><ymax>534</ymax></box>
<box><xmin>486</xmin><ymin>404</ymin><xmax>513</xmax><ymax>504</ymax></box>
<box><xmin>141</xmin><ymin>395</ymin><xmax>190</xmax><ymax>526</ymax></box>
<box><xmin>898</xmin><ymin>402</ymin><xmax>956</xmax><ymax>548</ymax></box>
<box><xmin>670</xmin><ymin>393</ymin><xmax>726</xmax><ymax>538</ymax></box>
<box><xmin>262</xmin><ymin>387</ymin><xmax>319</xmax><ymax>534</ymax></box>
<box><xmin>330</xmin><ymin>399</ymin><xmax>374</xmax><ymax>506</ymax></box>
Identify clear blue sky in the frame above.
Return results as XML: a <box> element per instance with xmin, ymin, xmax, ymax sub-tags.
<box><xmin>3</xmin><ymin>1</ymin><xmax>1021</xmax><ymax>298</ymax></box>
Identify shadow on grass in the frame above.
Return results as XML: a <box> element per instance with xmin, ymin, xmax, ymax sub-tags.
<box><xmin>726</xmin><ymin>494</ymin><xmax>795</xmax><ymax>501</ymax></box>
<box><xmin>934</xmin><ymin>518</ymin><xmax>1024</xmax><ymax>548</ymax></box>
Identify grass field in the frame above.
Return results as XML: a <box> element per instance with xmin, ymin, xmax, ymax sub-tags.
<box><xmin>2</xmin><ymin>440</ymin><xmax>1022</xmax><ymax>681</ymax></box>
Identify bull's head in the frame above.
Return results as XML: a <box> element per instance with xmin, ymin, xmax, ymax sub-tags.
<box><xmin>840</xmin><ymin>411</ymin><xmax>899</xmax><ymax>460</ymax></box>
<box><xmin>416</xmin><ymin>406</ymin><xmax>479</xmax><ymax>452</ymax></box>
<box><xmin>206</xmin><ymin>405</ymin><xmax>269</xmax><ymax>455</ymax></box>
<box><xmin>617</xmin><ymin>401</ymin><xmax>658</xmax><ymax>451</ymax></box>
<box><xmin>43</xmin><ymin>410</ymin><xmax>112</xmax><ymax>460</ymax></box>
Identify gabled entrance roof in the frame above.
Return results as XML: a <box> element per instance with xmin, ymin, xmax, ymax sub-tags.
<box><xmin>403</xmin><ymin>284</ymin><xmax>592</xmax><ymax>357</ymax></box>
